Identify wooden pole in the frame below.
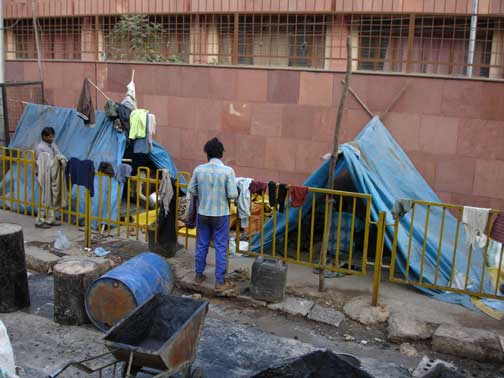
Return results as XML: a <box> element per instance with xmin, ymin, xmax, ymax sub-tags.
<box><xmin>342</xmin><ymin>80</ymin><xmax>374</xmax><ymax>119</ymax></box>
<box><xmin>319</xmin><ymin>36</ymin><xmax>353</xmax><ymax>292</ymax></box>
<box><xmin>87</xmin><ymin>78</ymin><xmax>111</xmax><ymax>101</ymax></box>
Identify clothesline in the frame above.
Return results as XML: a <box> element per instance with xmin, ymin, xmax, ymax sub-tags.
<box><xmin>6</xmin><ymin>98</ymin><xmax>29</xmax><ymax>105</ymax></box>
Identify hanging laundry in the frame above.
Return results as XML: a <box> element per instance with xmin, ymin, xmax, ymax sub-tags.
<box><xmin>113</xmin><ymin>118</ymin><xmax>123</xmax><ymax>132</ymax></box>
<box><xmin>462</xmin><ymin>206</ymin><xmax>490</xmax><ymax>249</ymax></box>
<box><xmin>250</xmin><ymin>180</ymin><xmax>267</xmax><ymax>195</ymax></box>
<box><xmin>117</xmin><ymin>104</ymin><xmax>132</xmax><ymax>133</ymax></box>
<box><xmin>115</xmin><ymin>163</ymin><xmax>132</xmax><ymax>184</ymax></box>
<box><xmin>147</xmin><ymin>113</ymin><xmax>156</xmax><ymax>147</ymax></box>
<box><xmin>121</xmin><ymin>81</ymin><xmax>137</xmax><ymax>111</ymax></box>
<box><xmin>268</xmin><ymin>181</ymin><xmax>277</xmax><ymax>207</ymax></box>
<box><xmin>155</xmin><ymin>185</ymin><xmax>178</xmax><ymax>255</ymax></box>
<box><xmin>159</xmin><ymin>169</ymin><xmax>174</xmax><ymax>216</ymax></box>
<box><xmin>76</xmin><ymin>79</ymin><xmax>95</xmax><ymax>127</ymax></box>
<box><xmin>491</xmin><ymin>213</ymin><xmax>504</xmax><ymax>244</ymax></box>
<box><xmin>98</xmin><ymin>162</ymin><xmax>115</xmax><ymax>176</ymax></box>
<box><xmin>129</xmin><ymin>109</ymin><xmax>149</xmax><ymax>140</ymax></box>
<box><xmin>277</xmin><ymin>184</ymin><xmax>288</xmax><ymax>213</ymax></box>
<box><xmin>391</xmin><ymin>199</ymin><xmax>414</xmax><ymax>220</ymax></box>
<box><xmin>37</xmin><ymin>152</ymin><xmax>52</xmax><ymax>208</ymax></box>
<box><xmin>185</xmin><ymin>194</ymin><xmax>199</xmax><ymax>228</ymax></box>
<box><xmin>236</xmin><ymin>177</ymin><xmax>253</xmax><ymax>228</ymax></box>
<box><xmin>290</xmin><ymin>186</ymin><xmax>308</xmax><ymax>208</ymax></box>
<box><xmin>65</xmin><ymin>158</ymin><xmax>95</xmax><ymax>197</ymax></box>
<box><xmin>133</xmin><ymin>113</ymin><xmax>151</xmax><ymax>154</ymax></box>
<box><xmin>50</xmin><ymin>154</ymin><xmax>68</xmax><ymax>208</ymax></box>
<box><xmin>104</xmin><ymin>99</ymin><xmax>119</xmax><ymax>118</ymax></box>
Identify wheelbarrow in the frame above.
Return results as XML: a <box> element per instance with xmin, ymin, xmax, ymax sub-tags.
<box><xmin>48</xmin><ymin>294</ymin><xmax>209</xmax><ymax>378</ymax></box>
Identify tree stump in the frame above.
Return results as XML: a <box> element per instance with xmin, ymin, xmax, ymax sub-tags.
<box><xmin>53</xmin><ymin>260</ymin><xmax>105</xmax><ymax>325</ymax></box>
<box><xmin>0</xmin><ymin>223</ymin><xmax>30</xmax><ymax>312</ymax></box>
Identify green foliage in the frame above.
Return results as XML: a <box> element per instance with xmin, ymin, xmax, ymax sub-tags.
<box><xmin>108</xmin><ymin>15</ymin><xmax>166</xmax><ymax>62</ymax></box>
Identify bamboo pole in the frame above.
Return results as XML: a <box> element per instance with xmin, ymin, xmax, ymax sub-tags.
<box><xmin>87</xmin><ymin>78</ymin><xmax>111</xmax><ymax>101</ymax></box>
<box><xmin>319</xmin><ymin>36</ymin><xmax>353</xmax><ymax>292</ymax></box>
<box><xmin>341</xmin><ymin>80</ymin><xmax>374</xmax><ymax>119</ymax></box>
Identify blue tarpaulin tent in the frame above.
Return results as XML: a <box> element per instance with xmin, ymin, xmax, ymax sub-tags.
<box><xmin>1</xmin><ymin>103</ymin><xmax>181</xmax><ymax>227</ymax></box>
<box><xmin>252</xmin><ymin>117</ymin><xmax>503</xmax><ymax>312</ymax></box>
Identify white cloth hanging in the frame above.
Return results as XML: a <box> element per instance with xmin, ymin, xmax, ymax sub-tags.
<box><xmin>236</xmin><ymin>177</ymin><xmax>253</xmax><ymax>228</ymax></box>
<box><xmin>159</xmin><ymin>169</ymin><xmax>174</xmax><ymax>216</ymax></box>
<box><xmin>147</xmin><ymin>113</ymin><xmax>156</xmax><ymax>149</ymax></box>
<box><xmin>462</xmin><ymin>206</ymin><xmax>490</xmax><ymax>249</ymax></box>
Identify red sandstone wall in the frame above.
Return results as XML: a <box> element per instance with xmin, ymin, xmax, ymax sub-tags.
<box><xmin>5</xmin><ymin>60</ymin><xmax>504</xmax><ymax>210</ymax></box>
<box><xmin>4</xmin><ymin>0</ymin><xmax>504</xmax><ymax>18</ymax></box>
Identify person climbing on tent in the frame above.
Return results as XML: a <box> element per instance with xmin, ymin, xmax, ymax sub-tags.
<box><xmin>188</xmin><ymin>137</ymin><xmax>238</xmax><ymax>293</ymax></box>
<box><xmin>35</xmin><ymin>127</ymin><xmax>62</xmax><ymax>228</ymax></box>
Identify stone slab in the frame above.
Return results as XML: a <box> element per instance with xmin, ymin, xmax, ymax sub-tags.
<box><xmin>307</xmin><ymin>304</ymin><xmax>345</xmax><ymax>327</ymax></box>
<box><xmin>268</xmin><ymin>297</ymin><xmax>315</xmax><ymax>317</ymax></box>
<box><xmin>432</xmin><ymin>324</ymin><xmax>504</xmax><ymax>362</ymax></box>
<box><xmin>388</xmin><ymin>313</ymin><xmax>436</xmax><ymax>342</ymax></box>
<box><xmin>25</xmin><ymin>247</ymin><xmax>60</xmax><ymax>273</ymax></box>
<box><xmin>343</xmin><ymin>296</ymin><xmax>390</xmax><ymax>325</ymax></box>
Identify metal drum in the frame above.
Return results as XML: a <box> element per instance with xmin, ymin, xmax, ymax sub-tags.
<box><xmin>85</xmin><ymin>252</ymin><xmax>174</xmax><ymax>331</ymax></box>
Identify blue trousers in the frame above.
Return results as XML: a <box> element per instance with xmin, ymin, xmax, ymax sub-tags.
<box><xmin>195</xmin><ymin>215</ymin><xmax>229</xmax><ymax>284</ymax></box>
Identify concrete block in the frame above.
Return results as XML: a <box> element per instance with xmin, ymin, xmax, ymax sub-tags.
<box><xmin>432</xmin><ymin>324</ymin><xmax>504</xmax><ymax>362</ymax></box>
<box><xmin>25</xmin><ymin>247</ymin><xmax>60</xmax><ymax>273</ymax></box>
<box><xmin>307</xmin><ymin>305</ymin><xmax>344</xmax><ymax>327</ymax></box>
<box><xmin>343</xmin><ymin>296</ymin><xmax>390</xmax><ymax>325</ymax></box>
<box><xmin>388</xmin><ymin>313</ymin><xmax>436</xmax><ymax>342</ymax></box>
<box><xmin>268</xmin><ymin>297</ymin><xmax>315</xmax><ymax>317</ymax></box>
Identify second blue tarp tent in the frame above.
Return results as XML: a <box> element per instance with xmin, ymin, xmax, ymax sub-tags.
<box><xmin>252</xmin><ymin>117</ymin><xmax>503</xmax><ymax>313</ymax></box>
<box><xmin>0</xmin><ymin>103</ymin><xmax>181</xmax><ymax>227</ymax></box>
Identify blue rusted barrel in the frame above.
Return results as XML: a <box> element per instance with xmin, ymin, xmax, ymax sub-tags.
<box><xmin>85</xmin><ymin>252</ymin><xmax>174</xmax><ymax>331</ymax></box>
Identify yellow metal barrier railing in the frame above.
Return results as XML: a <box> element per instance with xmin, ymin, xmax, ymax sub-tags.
<box><xmin>231</xmin><ymin>185</ymin><xmax>373</xmax><ymax>277</ymax></box>
<box><xmin>0</xmin><ymin>147</ymin><xmax>37</xmax><ymax>216</ymax></box>
<box><xmin>387</xmin><ymin>200</ymin><xmax>504</xmax><ymax>302</ymax></box>
<box><xmin>3</xmin><ymin>147</ymin><xmax>503</xmax><ymax>308</ymax></box>
<box><xmin>176</xmin><ymin>173</ymin><xmax>374</xmax><ymax>277</ymax></box>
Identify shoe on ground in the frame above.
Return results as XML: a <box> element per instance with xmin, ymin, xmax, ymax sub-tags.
<box><xmin>193</xmin><ymin>274</ymin><xmax>207</xmax><ymax>286</ymax></box>
<box><xmin>35</xmin><ymin>222</ymin><xmax>51</xmax><ymax>229</ymax></box>
<box><xmin>215</xmin><ymin>280</ymin><xmax>235</xmax><ymax>293</ymax></box>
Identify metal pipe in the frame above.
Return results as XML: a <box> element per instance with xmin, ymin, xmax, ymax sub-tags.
<box><xmin>0</xmin><ymin>0</ymin><xmax>4</xmax><ymax>84</ymax></box>
<box><xmin>467</xmin><ymin>0</ymin><xmax>479</xmax><ymax>78</ymax></box>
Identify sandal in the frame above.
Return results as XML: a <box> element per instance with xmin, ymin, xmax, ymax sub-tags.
<box><xmin>215</xmin><ymin>280</ymin><xmax>235</xmax><ymax>293</ymax></box>
<box><xmin>193</xmin><ymin>274</ymin><xmax>207</xmax><ymax>286</ymax></box>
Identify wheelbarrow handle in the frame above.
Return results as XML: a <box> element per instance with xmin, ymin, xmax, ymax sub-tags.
<box><xmin>47</xmin><ymin>350</ymin><xmax>120</xmax><ymax>378</ymax></box>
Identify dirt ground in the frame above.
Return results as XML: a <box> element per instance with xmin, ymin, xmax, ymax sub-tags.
<box><xmin>3</xmin><ymin>272</ymin><xmax>503</xmax><ymax>378</ymax></box>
